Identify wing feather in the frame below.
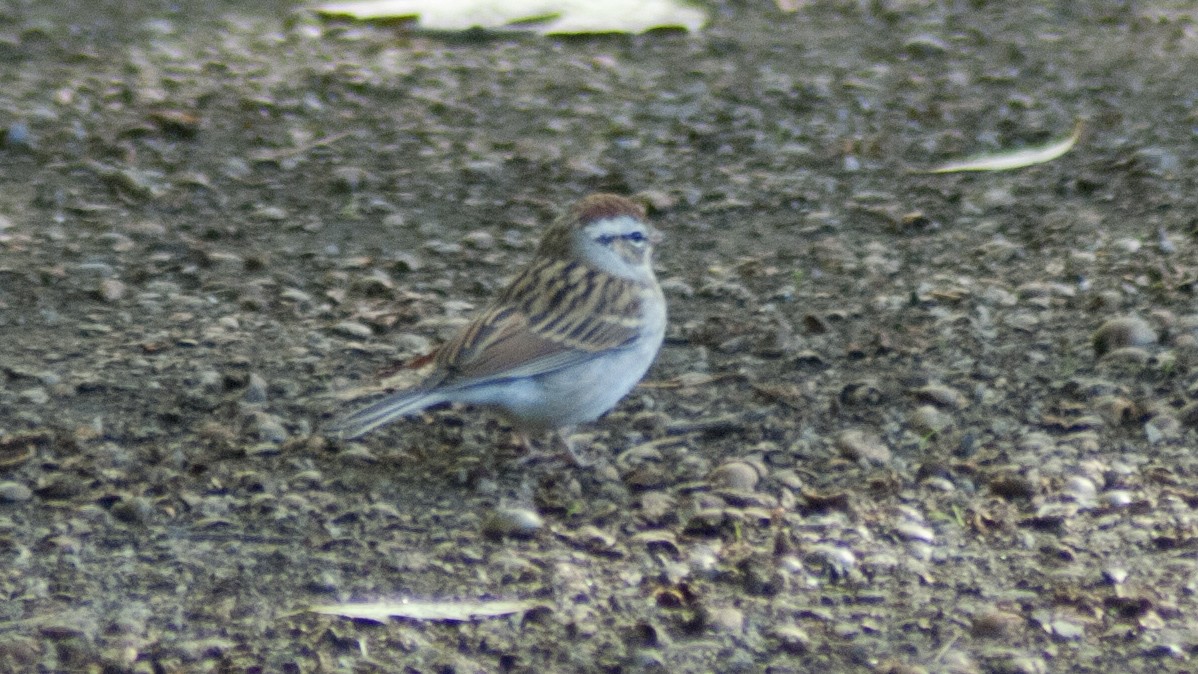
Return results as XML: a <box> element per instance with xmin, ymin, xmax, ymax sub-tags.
<box><xmin>427</xmin><ymin>258</ymin><xmax>645</xmax><ymax>388</ymax></box>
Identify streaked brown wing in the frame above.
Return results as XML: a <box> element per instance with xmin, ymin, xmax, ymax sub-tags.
<box><xmin>428</xmin><ymin>258</ymin><xmax>644</xmax><ymax>388</ymax></box>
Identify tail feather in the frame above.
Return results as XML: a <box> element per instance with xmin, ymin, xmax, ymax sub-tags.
<box><xmin>329</xmin><ymin>389</ymin><xmax>446</xmax><ymax>439</ymax></box>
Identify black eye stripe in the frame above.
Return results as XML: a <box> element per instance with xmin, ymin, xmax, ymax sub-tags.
<box><xmin>596</xmin><ymin>231</ymin><xmax>647</xmax><ymax>245</ymax></box>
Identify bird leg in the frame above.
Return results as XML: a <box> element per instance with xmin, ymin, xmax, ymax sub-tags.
<box><xmin>557</xmin><ymin>428</ymin><xmax>594</xmax><ymax>467</ymax></box>
<box><xmin>512</xmin><ymin>427</ymin><xmax>593</xmax><ymax>467</ymax></box>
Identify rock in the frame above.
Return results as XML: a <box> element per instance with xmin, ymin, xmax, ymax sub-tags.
<box><xmin>1092</xmin><ymin>316</ymin><xmax>1156</xmax><ymax>356</ymax></box>
<box><xmin>835</xmin><ymin>429</ymin><xmax>891</xmax><ymax>464</ymax></box>
<box><xmin>482</xmin><ymin>507</ymin><xmax>543</xmax><ymax>539</ymax></box>
<box><xmin>332</xmin><ymin>321</ymin><xmax>374</xmax><ymax>339</ymax></box>
<box><xmin>0</xmin><ymin>481</ymin><xmax>33</xmax><ymax>502</ymax></box>
<box><xmin>707</xmin><ymin>460</ymin><xmax>762</xmax><ymax>490</ymax></box>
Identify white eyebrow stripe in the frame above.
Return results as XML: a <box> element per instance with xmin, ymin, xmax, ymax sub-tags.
<box><xmin>585</xmin><ymin>216</ymin><xmax>645</xmax><ymax>237</ymax></box>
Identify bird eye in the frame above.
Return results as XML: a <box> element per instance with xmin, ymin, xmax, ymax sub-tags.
<box><xmin>624</xmin><ymin>231</ymin><xmax>646</xmax><ymax>243</ymax></box>
<box><xmin>596</xmin><ymin>234</ymin><xmax>616</xmax><ymax>245</ymax></box>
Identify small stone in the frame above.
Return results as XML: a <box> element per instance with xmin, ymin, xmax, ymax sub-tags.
<box><xmin>911</xmin><ymin>383</ymin><xmax>967</xmax><ymax>410</ymax></box>
<box><xmin>253</xmin><ymin>205</ymin><xmax>288</xmax><ymax>221</ymax></box>
<box><xmin>805</xmin><ymin>545</ymin><xmax>856</xmax><ymax>579</ymax></box>
<box><xmin>708</xmin><ymin>606</ymin><xmax>744</xmax><ymax>634</ymax></box>
<box><xmin>971</xmin><ymin>609</ymin><xmax>1023</xmax><ymax>639</ymax></box>
<box><xmin>835</xmin><ymin>429</ymin><xmax>891</xmax><ymax>464</ymax></box>
<box><xmin>1092</xmin><ymin>316</ymin><xmax>1156</xmax><ymax>356</ymax></box>
<box><xmin>392</xmin><ymin>332</ymin><xmax>433</xmax><ymax>355</ymax></box>
<box><xmin>332</xmin><ymin>321</ymin><xmax>374</xmax><ymax>339</ymax></box>
<box><xmin>19</xmin><ymin>387</ymin><xmax>49</xmax><ymax>405</ymax></box>
<box><xmin>111</xmin><ymin>496</ymin><xmax>154</xmax><ymax>525</ymax></box>
<box><xmin>0</xmin><ymin>481</ymin><xmax>33</xmax><ymax>502</ymax></box>
<box><xmin>1100</xmin><ymin>346</ymin><xmax>1151</xmax><ymax>364</ymax></box>
<box><xmin>75</xmin><ymin>261</ymin><xmax>115</xmax><ymax>277</ymax></box>
<box><xmin>1092</xmin><ymin>396</ymin><xmax>1139</xmax><ymax>427</ymax></box>
<box><xmin>34</xmin><ymin>476</ymin><xmax>81</xmax><ymax>501</ymax></box>
<box><xmin>97</xmin><ymin>278</ymin><xmax>126</xmax><ymax>302</ymax></box>
<box><xmin>990</xmin><ymin>473</ymin><xmax>1036</xmax><ymax>500</ymax></box>
<box><xmin>895</xmin><ymin>521</ymin><xmax>935</xmax><ymax>544</ymax></box>
<box><xmin>1062</xmin><ymin>476</ymin><xmax>1097</xmax><ymax>505</ymax></box>
<box><xmin>482</xmin><ymin>506</ymin><xmax>543</xmax><ymax>539</ymax></box>
<box><xmin>197</xmin><ymin>370</ymin><xmax>223</xmax><ymax>394</ymax></box>
<box><xmin>770</xmin><ymin>624</ymin><xmax>811</xmax><ymax>654</ymax></box>
<box><xmin>332</xmin><ymin>166</ymin><xmax>369</xmax><ymax>192</ymax></box>
<box><xmin>1102</xmin><ymin>490</ymin><xmax>1132</xmax><ymax>507</ymax></box>
<box><xmin>903</xmin><ymin>34</ymin><xmax>949</xmax><ymax>57</ymax></box>
<box><xmin>4</xmin><ymin>122</ymin><xmax>33</xmax><ymax>148</ymax></box>
<box><xmin>254</xmin><ymin>413</ymin><xmax>288</xmax><ymax>443</ymax></box>
<box><xmin>1144</xmin><ymin>414</ymin><xmax>1180</xmax><ymax>443</ymax></box>
<box><xmin>708</xmin><ymin>460</ymin><xmax>761</xmax><ymax>490</ymax></box>
<box><xmin>1103</xmin><ymin>567</ymin><xmax>1128</xmax><ymax>585</ymax></box>
<box><xmin>243</xmin><ymin>373</ymin><xmax>269</xmax><ymax>404</ymax></box>
<box><xmin>995</xmin><ymin>654</ymin><xmax>1048</xmax><ymax>674</ymax></box>
<box><xmin>910</xmin><ymin>405</ymin><xmax>951</xmax><ymax>434</ymax></box>
<box><xmin>462</xmin><ymin>230</ymin><xmax>495</xmax><ymax>250</ymax></box>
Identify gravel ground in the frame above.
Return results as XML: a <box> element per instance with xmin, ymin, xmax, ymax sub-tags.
<box><xmin>3</xmin><ymin>0</ymin><xmax>1198</xmax><ymax>672</ymax></box>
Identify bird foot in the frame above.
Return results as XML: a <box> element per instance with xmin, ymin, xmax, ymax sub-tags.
<box><xmin>511</xmin><ymin>430</ymin><xmax>594</xmax><ymax>467</ymax></box>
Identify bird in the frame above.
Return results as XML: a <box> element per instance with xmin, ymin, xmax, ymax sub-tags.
<box><xmin>329</xmin><ymin>193</ymin><xmax>667</xmax><ymax>461</ymax></box>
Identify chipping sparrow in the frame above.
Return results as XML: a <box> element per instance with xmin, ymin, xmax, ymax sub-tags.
<box><xmin>330</xmin><ymin>193</ymin><xmax>667</xmax><ymax>458</ymax></box>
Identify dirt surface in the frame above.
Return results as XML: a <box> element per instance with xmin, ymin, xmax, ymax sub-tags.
<box><xmin>3</xmin><ymin>0</ymin><xmax>1198</xmax><ymax>671</ymax></box>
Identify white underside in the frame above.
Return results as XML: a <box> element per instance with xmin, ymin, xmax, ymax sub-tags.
<box><xmin>452</xmin><ymin>325</ymin><xmax>664</xmax><ymax>431</ymax></box>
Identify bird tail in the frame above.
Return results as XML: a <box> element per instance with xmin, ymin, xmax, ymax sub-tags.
<box><xmin>328</xmin><ymin>389</ymin><xmax>447</xmax><ymax>439</ymax></box>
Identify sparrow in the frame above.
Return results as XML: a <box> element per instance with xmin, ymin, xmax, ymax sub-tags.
<box><xmin>329</xmin><ymin>193</ymin><xmax>667</xmax><ymax>460</ymax></box>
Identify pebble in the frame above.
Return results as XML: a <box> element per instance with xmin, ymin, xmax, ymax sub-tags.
<box><xmin>770</xmin><ymin>624</ymin><xmax>811</xmax><ymax>654</ymax></box>
<box><xmin>462</xmin><ymin>230</ymin><xmax>495</xmax><ymax>250</ymax></box>
<box><xmin>806</xmin><ymin>545</ymin><xmax>857</xmax><ymax>580</ymax></box>
<box><xmin>332</xmin><ymin>320</ymin><xmax>373</xmax><ymax>339</ymax></box>
<box><xmin>19</xmin><ymin>387</ymin><xmax>49</xmax><ymax>404</ymax></box>
<box><xmin>1062</xmin><ymin>476</ymin><xmax>1097</xmax><ymax>505</ymax></box>
<box><xmin>253</xmin><ymin>205</ymin><xmax>288</xmax><ymax>221</ymax></box>
<box><xmin>996</xmin><ymin>654</ymin><xmax>1048</xmax><ymax>674</ymax></box>
<box><xmin>708</xmin><ymin>606</ymin><xmax>745</xmax><ymax>634</ymax></box>
<box><xmin>1101</xmin><ymin>490</ymin><xmax>1133</xmax><ymax>509</ymax></box>
<box><xmin>1144</xmin><ymin>414</ymin><xmax>1180</xmax><ymax>443</ymax></box>
<box><xmin>1092</xmin><ymin>316</ymin><xmax>1156</xmax><ymax>356</ymax></box>
<box><xmin>392</xmin><ymin>332</ymin><xmax>433</xmax><ymax>355</ymax></box>
<box><xmin>1099</xmin><ymin>346</ymin><xmax>1150</xmax><ymax>364</ymax></box>
<box><xmin>254</xmin><ymin>413</ymin><xmax>288</xmax><ymax>443</ymax></box>
<box><xmin>687</xmin><ymin>544</ymin><xmax>720</xmax><ymax>576</ymax></box>
<box><xmin>97</xmin><ymin>278</ymin><xmax>126</xmax><ymax>302</ymax></box>
<box><xmin>34</xmin><ymin>476</ymin><xmax>80</xmax><ymax>501</ymax></box>
<box><xmin>197</xmin><ymin>370</ymin><xmax>223</xmax><ymax>394</ymax></box>
<box><xmin>707</xmin><ymin>460</ymin><xmax>761</xmax><ymax>490</ymax></box>
<box><xmin>243</xmin><ymin>373</ymin><xmax>269</xmax><ymax>404</ymax></box>
<box><xmin>332</xmin><ymin>166</ymin><xmax>368</xmax><ymax>191</ymax></box>
<box><xmin>110</xmin><ymin>496</ymin><xmax>154</xmax><ymax>525</ymax></box>
<box><xmin>1092</xmin><ymin>396</ymin><xmax>1138</xmax><ymax>427</ymax></box>
<box><xmin>0</xmin><ymin>481</ymin><xmax>32</xmax><ymax>502</ymax></box>
<box><xmin>482</xmin><ymin>507</ymin><xmax>543</xmax><ymax>539</ymax></box>
<box><xmin>911</xmin><ymin>383</ymin><xmax>967</xmax><ymax>410</ymax></box>
<box><xmin>971</xmin><ymin>609</ymin><xmax>1023</xmax><ymax>639</ymax></box>
<box><xmin>895</xmin><ymin>521</ymin><xmax>935</xmax><ymax>544</ymax></box>
<box><xmin>990</xmin><ymin>473</ymin><xmax>1037</xmax><ymax>501</ymax></box>
<box><xmin>1102</xmin><ymin>567</ymin><xmax>1128</xmax><ymax>585</ymax></box>
<box><xmin>75</xmin><ymin>261</ymin><xmax>116</xmax><ymax>277</ymax></box>
<box><xmin>1175</xmin><ymin>402</ymin><xmax>1198</xmax><ymax>428</ymax></box>
<box><xmin>910</xmin><ymin>405</ymin><xmax>951</xmax><ymax>434</ymax></box>
<box><xmin>4</xmin><ymin>122</ymin><xmax>33</xmax><ymax>148</ymax></box>
<box><xmin>903</xmin><ymin>34</ymin><xmax>949</xmax><ymax>57</ymax></box>
<box><xmin>636</xmin><ymin>491</ymin><xmax>677</xmax><ymax>525</ymax></box>
<box><xmin>835</xmin><ymin>429</ymin><xmax>891</xmax><ymax>464</ymax></box>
